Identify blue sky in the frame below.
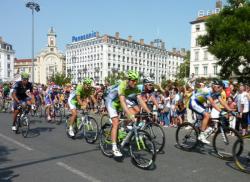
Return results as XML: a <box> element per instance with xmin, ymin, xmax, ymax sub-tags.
<box><xmin>1</xmin><ymin>0</ymin><xmax>227</xmax><ymax>58</ymax></box>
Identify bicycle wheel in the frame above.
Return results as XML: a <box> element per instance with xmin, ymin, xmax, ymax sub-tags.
<box><xmin>21</xmin><ymin>116</ymin><xmax>30</xmax><ymax>138</ymax></box>
<box><xmin>15</xmin><ymin>117</ymin><xmax>21</xmax><ymax>134</ymax></box>
<box><xmin>83</xmin><ymin>116</ymin><xmax>99</xmax><ymax>144</ymax></box>
<box><xmin>37</xmin><ymin>105</ymin><xmax>43</xmax><ymax>118</ymax></box>
<box><xmin>175</xmin><ymin>122</ymin><xmax>199</xmax><ymax>150</ymax></box>
<box><xmin>129</xmin><ymin>130</ymin><xmax>156</xmax><ymax>169</ymax></box>
<box><xmin>100</xmin><ymin>114</ymin><xmax>110</xmax><ymax>127</ymax></box>
<box><xmin>233</xmin><ymin>135</ymin><xmax>250</xmax><ymax>173</ymax></box>
<box><xmin>144</xmin><ymin>122</ymin><xmax>165</xmax><ymax>153</ymax></box>
<box><xmin>99</xmin><ymin>123</ymin><xmax>113</xmax><ymax>157</ymax></box>
<box><xmin>54</xmin><ymin>109</ymin><xmax>63</xmax><ymax>125</ymax></box>
<box><xmin>212</xmin><ymin>127</ymin><xmax>241</xmax><ymax>160</ymax></box>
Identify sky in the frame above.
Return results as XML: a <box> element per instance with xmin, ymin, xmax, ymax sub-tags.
<box><xmin>0</xmin><ymin>0</ymin><xmax>227</xmax><ymax>58</ymax></box>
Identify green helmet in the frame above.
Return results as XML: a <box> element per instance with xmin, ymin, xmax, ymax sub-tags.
<box><xmin>83</xmin><ymin>78</ymin><xmax>93</xmax><ymax>85</ymax></box>
<box><xmin>21</xmin><ymin>72</ymin><xmax>30</xmax><ymax>79</ymax></box>
<box><xmin>127</xmin><ymin>70</ymin><xmax>139</xmax><ymax>80</ymax></box>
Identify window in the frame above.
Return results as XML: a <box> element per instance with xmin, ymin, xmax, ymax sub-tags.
<box><xmin>195</xmin><ymin>25</ymin><xmax>200</xmax><ymax>32</ymax></box>
<box><xmin>195</xmin><ymin>66</ymin><xmax>199</xmax><ymax>75</ymax></box>
<box><xmin>204</xmin><ymin>51</ymin><xmax>208</xmax><ymax>60</ymax></box>
<box><xmin>195</xmin><ymin>51</ymin><xmax>199</xmax><ymax>61</ymax></box>
<box><xmin>7</xmin><ymin>54</ymin><xmax>10</xmax><ymax>60</ymax></box>
<box><xmin>8</xmin><ymin>71</ymin><xmax>10</xmax><ymax>77</ymax></box>
<box><xmin>213</xmin><ymin>65</ymin><xmax>218</xmax><ymax>75</ymax></box>
<box><xmin>195</xmin><ymin>38</ymin><xmax>199</xmax><ymax>47</ymax></box>
<box><xmin>203</xmin><ymin>66</ymin><xmax>208</xmax><ymax>75</ymax></box>
<box><xmin>7</xmin><ymin>63</ymin><xmax>10</xmax><ymax>69</ymax></box>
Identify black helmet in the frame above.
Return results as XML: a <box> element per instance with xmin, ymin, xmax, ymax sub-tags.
<box><xmin>212</xmin><ymin>80</ymin><xmax>224</xmax><ymax>87</ymax></box>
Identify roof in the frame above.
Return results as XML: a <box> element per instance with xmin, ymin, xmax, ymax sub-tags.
<box><xmin>190</xmin><ymin>16</ymin><xmax>209</xmax><ymax>24</ymax></box>
<box><xmin>15</xmin><ymin>59</ymin><xmax>32</xmax><ymax>63</ymax></box>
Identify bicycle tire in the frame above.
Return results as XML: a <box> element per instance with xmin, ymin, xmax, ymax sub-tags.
<box><xmin>233</xmin><ymin>135</ymin><xmax>250</xmax><ymax>173</ymax></box>
<box><xmin>55</xmin><ymin>109</ymin><xmax>63</xmax><ymax>125</ymax></box>
<box><xmin>144</xmin><ymin>122</ymin><xmax>165</xmax><ymax>153</ymax></box>
<box><xmin>129</xmin><ymin>130</ymin><xmax>156</xmax><ymax>169</ymax></box>
<box><xmin>212</xmin><ymin>127</ymin><xmax>241</xmax><ymax>160</ymax></box>
<box><xmin>99</xmin><ymin>123</ymin><xmax>113</xmax><ymax>157</ymax></box>
<box><xmin>83</xmin><ymin>116</ymin><xmax>99</xmax><ymax>144</ymax></box>
<box><xmin>21</xmin><ymin>116</ymin><xmax>30</xmax><ymax>138</ymax></box>
<box><xmin>15</xmin><ymin>118</ymin><xmax>21</xmax><ymax>134</ymax></box>
<box><xmin>175</xmin><ymin>122</ymin><xmax>199</xmax><ymax>151</ymax></box>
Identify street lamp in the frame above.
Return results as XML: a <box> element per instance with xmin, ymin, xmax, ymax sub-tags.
<box><xmin>26</xmin><ymin>1</ymin><xmax>40</xmax><ymax>83</ymax></box>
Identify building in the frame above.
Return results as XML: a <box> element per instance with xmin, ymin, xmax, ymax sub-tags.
<box><xmin>35</xmin><ymin>27</ymin><xmax>65</xmax><ymax>84</ymax></box>
<box><xmin>189</xmin><ymin>0</ymin><xmax>222</xmax><ymax>78</ymax></box>
<box><xmin>66</xmin><ymin>32</ymin><xmax>185</xmax><ymax>84</ymax></box>
<box><xmin>0</xmin><ymin>37</ymin><xmax>15</xmax><ymax>82</ymax></box>
<box><xmin>14</xmin><ymin>58</ymin><xmax>33</xmax><ymax>80</ymax></box>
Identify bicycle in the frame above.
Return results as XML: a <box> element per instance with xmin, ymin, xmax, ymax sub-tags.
<box><xmin>45</xmin><ymin>102</ymin><xmax>63</xmax><ymax>124</ymax></box>
<box><xmin>65</xmin><ymin>110</ymin><xmax>99</xmax><ymax>144</ymax></box>
<box><xmin>30</xmin><ymin>100</ymin><xmax>43</xmax><ymax>118</ymax></box>
<box><xmin>0</xmin><ymin>97</ymin><xmax>12</xmax><ymax>113</ymax></box>
<box><xmin>233</xmin><ymin>133</ymin><xmax>250</xmax><ymax>173</ymax></box>
<box><xmin>99</xmin><ymin>115</ymin><xmax>156</xmax><ymax>169</ymax></box>
<box><xmin>15</xmin><ymin>104</ymin><xmax>31</xmax><ymax>138</ymax></box>
<box><xmin>176</xmin><ymin>111</ymin><xmax>241</xmax><ymax>160</ymax></box>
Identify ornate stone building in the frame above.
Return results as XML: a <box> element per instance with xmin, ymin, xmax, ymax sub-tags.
<box><xmin>35</xmin><ymin>27</ymin><xmax>65</xmax><ymax>84</ymax></box>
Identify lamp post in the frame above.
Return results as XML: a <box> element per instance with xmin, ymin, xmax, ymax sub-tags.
<box><xmin>26</xmin><ymin>1</ymin><xmax>40</xmax><ymax>83</ymax></box>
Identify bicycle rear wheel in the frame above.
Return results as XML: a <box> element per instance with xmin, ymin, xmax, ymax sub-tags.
<box><xmin>129</xmin><ymin>130</ymin><xmax>156</xmax><ymax>169</ymax></box>
<box><xmin>54</xmin><ymin>109</ymin><xmax>63</xmax><ymax>125</ymax></box>
<box><xmin>144</xmin><ymin>122</ymin><xmax>165</xmax><ymax>153</ymax></box>
<box><xmin>212</xmin><ymin>127</ymin><xmax>241</xmax><ymax>160</ymax></box>
<box><xmin>233</xmin><ymin>135</ymin><xmax>250</xmax><ymax>173</ymax></box>
<box><xmin>175</xmin><ymin>122</ymin><xmax>199</xmax><ymax>150</ymax></box>
<box><xmin>83</xmin><ymin>116</ymin><xmax>99</xmax><ymax>144</ymax></box>
<box><xmin>21</xmin><ymin>116</ymin><xmax>30</xmax><ymax>138</ymax></box>
<box><xmin>99</xmin><ymin>123</ymin><xmax>113</xmax><ymax>157</ymax></box>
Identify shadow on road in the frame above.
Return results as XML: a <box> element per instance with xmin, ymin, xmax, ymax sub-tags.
<box><xmin>25</xmin><ymin>126</ymin><xmax>56</xmax><ymax>138</ymax></box>
<box><xmin>0</xmin><ymin>145</ymin><xmax>19</xmax><ymax>181</ymax></box>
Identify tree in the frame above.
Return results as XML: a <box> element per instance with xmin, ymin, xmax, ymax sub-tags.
<box><xmin>198</xmin><ymin>0</ymin><xmax>250</xmax><ymax>83</ymax></box>
<box><xmin>176</xmin><ymin>51</ymin><xmax>190</xmax><ymax>79</ymax></box>
<box><xmin>49</xmin><ymin>72</ymin><xmax>72</xmax><ymax>86</ymax></box>
<box><xmin>105</xmin><ymin>71</ymin><xmax>126</xmax><ymax>85</ymax></box>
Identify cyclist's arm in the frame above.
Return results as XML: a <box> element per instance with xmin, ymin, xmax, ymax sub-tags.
<box><xmin>76</xmin><ymin>95</ymin><xmax>85</xmax><ymax>106</ymax></box>
<box><xmin>12</xmin><ymin>91</ymin><xmax>20</xmax><ymax>103</ymax></box>
<box><xmin>137</xmin><ymin>95</ymin><xmax>151</xmax><ymax>113</ymax></box>
<box><xmin>150</xmin><ymin>95</ymin><xmax>160</xmax><ymax>109</ymax></box>
<box><xmin>90</xmin><ymin>95</ymin><xmax>97</xmax><ymax>104</ymax></box>
<box><xmin>207</xmin><ymin>97</ymin><xmax>222</xmax><ymax>112</ymax></box>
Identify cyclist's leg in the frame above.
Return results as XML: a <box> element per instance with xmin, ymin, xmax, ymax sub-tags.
<box><xmin>12</xmin><ymin>101</ymin><xmax>20</xmax><ymax>130</ymax></box>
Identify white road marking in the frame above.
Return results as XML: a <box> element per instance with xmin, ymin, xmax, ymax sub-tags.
<box><xmin>0</xmin><ymin>133</ymin><xmax>33</xmax><ymax>151</ymax></box>
<box><xmin>56</xmin><ymin>162</ymin><xmax>101</xmax><ymax>182</ymax></box>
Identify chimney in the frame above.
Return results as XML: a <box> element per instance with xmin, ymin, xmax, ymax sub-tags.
<box><xmin>96</xmin><ymin>32</ymin><xmax>100</xmax><ymax>38</ymax></box>
<box><xmin>115</xmin><ymin>32</ymin><xmax>120</xmax><ymax>39</ymax></box>
<box><xmin>0</xmin><ymin>36</ymin><xmax>3</xmax><ymax>43</ymax></box>
<box><xmin>102</xmin><ymin>34</ymin><xmax>109</xmax><ymax>43</ymax></box>
<box><xmin>161</xmin><ymin>42</ymin><xmax>165</xmax><ymax>50</ymax></box>
<box><xmin>216</xmin><ymin>0</ymin><xmax>222</xmax><ymax>9</ymax></box>
<box><xmin>172</xmin><ymin>48</ymin><xmax>176</xmax><ymax>53</ymax></box>
<box><xmin>128</xmin><ymin>35</ymin><xmax>132</xmax><ymax>42</ymax></box>
<box><xmin>140</xmin><ymin>39</ymin><xmax>144</xmax><ymax>45</ymax></box>
<box><xmin>150</xmin><ymin>41</ymin><xmax>154</xmax><ymax>47</ymax></box>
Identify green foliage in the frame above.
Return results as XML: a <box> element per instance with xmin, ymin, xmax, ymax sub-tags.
<box><xmin>105</xmin><ymin>71</ymin><xmax>127</xmax><ymax>85</ymax></box>
<box><xmin>198</xmin><ymin>0</ymin><xmax>250</xmax><ymax>81</ymax></box>
<box><xmin>176</xmin><ymin>51</ymin><xmax>190</xmax><ymax>79</ymax></box>
<box><xmin>49</xmin><ymin>72</ymin><xmax>72</xmax><ymax>86</ymax></box>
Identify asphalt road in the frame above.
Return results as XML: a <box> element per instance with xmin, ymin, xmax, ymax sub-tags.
<box><xmin>0</xmin><ymin>112</ymin><xmax>249</xmax><ymax>182</ymax></box>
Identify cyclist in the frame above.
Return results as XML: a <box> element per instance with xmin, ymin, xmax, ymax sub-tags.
<box><xmin>44</xmin><ymin>85</ymin><xmax>60</xmax><ymax>121</ymax></box>
<box><xmin>189</xmin><ymin>80</ymin><xmax>232</xmax><ymax>144</ymax></box>
<box><xmin>11</xmin><ymin>72</ymin><xmax>34</xmax><ymax>131</ymax></box>
<box><xmin>104</xmin><ymin>70</ymin><xmax>152</xmax><ymax>157</ymax></box>
<box><xmin>67</xmin><ymin>78</ymin><xmax>96</xmax><ymax>137</ymax></box>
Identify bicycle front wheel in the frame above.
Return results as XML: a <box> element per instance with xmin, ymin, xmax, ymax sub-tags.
<box><xmin>144</xmin><ymin>122</ymin><xmax>165</xmax><ymax>153</ymax></box>
<box><xmin>21</xmin><ymin>116</ymin><xmax>30</xmax><ymax>138</ymax></box>
<box><xmin>175</xmin><ymin>122</ymin><xmax>199</xmax><ymax>150</ymax></box>
<box><xmin>233</xmin><ymin>135</ymin><xmax>250</xmax><ymax>173</ymax></box>
<box><xmin>212</xmin><ymin>127</ymin><xmax>241</xmax><ymax>160</ymax></box>
<box><xmin>99</xmin><ymin>123</ymin><xmax>113</xmax><ymax>157</ymax></box>
<box><xmin>129</xmin><ymin>130</ymin><xmax>156</xmax><ymax>169</ymax></box>
<box><xmin>83</xmin><ymin>116</ymin><xmax>99</xmax><ymax>144</ymax></box>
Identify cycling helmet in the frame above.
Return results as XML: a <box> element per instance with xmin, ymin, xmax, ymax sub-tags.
<box><xmin>83</xmin><ymin>78</ymin><xmax>93</xmax><ymax>85</ymax></box>
<box><xmin>127</xmin><ymin>70</ymin><xmax>139</xmax><ymax>80</ymax></box>
<box><xmin>143</xmin><ymin>77</ymin><xmax>154</xmax><ymax>84</ymax></box>
<box><xmin>21</xmin><ymin>72</ymin><xmax>30</xmax><ymax>79</ymax></box>
<box><xmin>212</xmin><ymin>80</ymin><xmax>224</xmax><ymax>87</ymax></box>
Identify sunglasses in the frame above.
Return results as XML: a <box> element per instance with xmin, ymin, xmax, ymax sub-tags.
<box><xmin>130</xmin><ymin>80</ymin><xmax>137</xmax><ymax>83</ymax></box>
<box><xmin>146</xmin><ymin>84</ymin><xmax>153</xmax><ymax>87</ymax></box>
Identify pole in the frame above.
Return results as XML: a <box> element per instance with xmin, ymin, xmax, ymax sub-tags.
<box><xmin>32</xmin><ymin>8</ymin><xmax>34</xmax><ymax>83</ymax></box>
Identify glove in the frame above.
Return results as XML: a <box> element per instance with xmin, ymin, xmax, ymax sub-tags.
<box><xmin>219</xmin><ymin>110</ymin><xmax>227</xmax><ymax>116</ymax></box>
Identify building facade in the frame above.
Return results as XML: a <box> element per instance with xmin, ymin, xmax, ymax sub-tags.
<box><xmin>189</xmin><ymin>0</ymin><xmax>222</xmax><ymax>78</ymax></box>
<box><xmin>0</xmin><ymin>37</ymin><xmax>15</xmax><ymax>82</ymax></box>
<box><xmin>66</xmin><ymin>32</ymin><xmax>184</xmax><ymax>84</ymax></box>
<box><xmin>14</xmin><ymin>58</ymin><xmax>33</xmax><ymax>80</ymax></box>
<box><xmin>35</xmin><ymin>27</ymin><xmax>65</xmax><ymax>84</ymax></box>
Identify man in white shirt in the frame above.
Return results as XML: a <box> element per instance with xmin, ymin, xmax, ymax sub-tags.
<box><xmin>236</xmin><ymin>84</ymin><xmax>249</xmax><ymax>136</ymax></box>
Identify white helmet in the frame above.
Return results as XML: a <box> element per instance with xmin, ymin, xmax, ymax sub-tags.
<box><xmin>143</xmin><ymin>77</ymin><xmax>154</xmax><ymax>84</ymax></box>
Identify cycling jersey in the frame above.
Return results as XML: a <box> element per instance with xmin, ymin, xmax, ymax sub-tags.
<box><xmin>13</xmin><ymin>81</ymin><xmax>33</xmax><ymax>100</ymax></box>
<box><xmin>105</xmin><ymin>81</ymin><xmax>141</xmax><ymax>118</ymax></box>
<box><xmin>45</xmin><ymin>90</ymin><xmax>58</xmax><ymax>105</ymax></box>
